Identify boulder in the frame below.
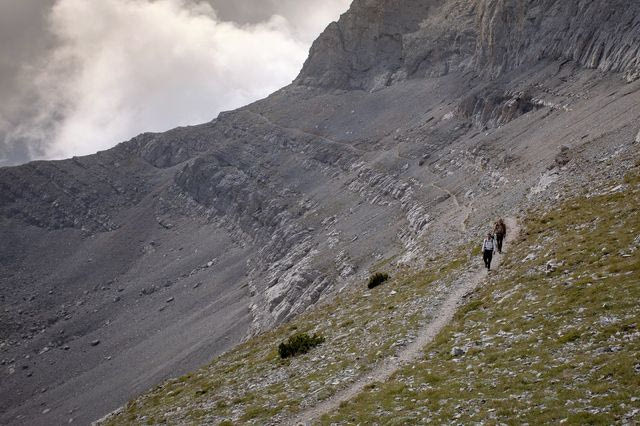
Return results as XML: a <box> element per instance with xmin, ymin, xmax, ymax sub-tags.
<box><xmin>554</xmin><ymin>145</ymin><xmax>572</xmax><ymax>167</ymax></box>
<box><xmin>451</xmin><ymin>347</ymin><xmax>465</xmax><ymax>357</ymax></box>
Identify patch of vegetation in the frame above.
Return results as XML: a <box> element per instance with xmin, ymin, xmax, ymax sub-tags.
<box><xmin>367</xmin><ymin>272</ymin><xmax>390</xmax><ymax>289</ymax></box>
<box><xmin>101</xmin><ymin>165</ymin><xmax>640</xmax><ymax>425</ymax></box>
<box><xmin>103</xmin><ymin>243</ymin><xmax>469</xmax><ymax>425</ymax></box>
<box><xmin>323</xmin><ymin>169</ymin><xmax>640</xmax><ymax>425</ymax></box>
<box><xmin>104</xmin><ymin>169</ymin><xmax>640</xmax><ymax>425</ymax></box>
<box><xmin>278</xmin><ymin>333</ymin><xmax>325</xmax><ymax>359</ymax></box>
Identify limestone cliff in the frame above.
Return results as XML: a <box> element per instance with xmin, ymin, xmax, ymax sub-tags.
<box><xmin>1</xmin><ymin>1</ymin><xmax>639</xmax><ymax>424</ymax></box>
<box><xmin>297</xmin><ymin>0</ymin><xmax>640</xmax><ymax>90</ymax></box>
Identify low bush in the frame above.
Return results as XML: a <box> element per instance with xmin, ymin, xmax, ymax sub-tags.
<box><xmin>278</xmin><ymin>332</ymin><xmax>325</xmax><ymax>359</ymax></box>
<box><xmin>367</xmin><ymin>272</ymin><xmax>390</xmax><ymax>289</ymax></box>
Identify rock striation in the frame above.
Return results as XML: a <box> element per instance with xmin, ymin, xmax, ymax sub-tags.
<box><xmin>1</xmin><ymin>1</ymin><xmax>640</xmax><ymax>425</ymax></box>
<box><xmin>297</xmin><ymin>0</ymin><xmax>640</xmax><ymax>90</ymax></box>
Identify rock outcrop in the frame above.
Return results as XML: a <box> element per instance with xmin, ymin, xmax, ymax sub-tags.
<box><xmin>297</xmin><ymin>0</ymin><xmax>640</xmax><ymax>90</ymax></box>
<box><xmin>2</xmin><ymin>1</ymin><xmax>640</xmax><ymax>425</ymax></box>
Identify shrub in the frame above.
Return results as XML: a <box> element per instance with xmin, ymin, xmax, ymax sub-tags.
<box><xmin>278</xmin><ymin>332</ymin><xmax>325</xmax><ymax>359</ymax></box>
<box><xmin>367</xmin><ymin>272</ymin><xmax>390</xmax><ymax>289</ymax></box>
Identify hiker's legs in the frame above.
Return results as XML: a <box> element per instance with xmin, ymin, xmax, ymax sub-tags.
<box><xmin>496</xmin><ymin>234</ymin><xmax>504</xmax><ymax>253</ymax></box>
<box><xmin>483</xmin><ymin>250</ymin><xmax>492</xmax><ymax>269</ymax></box>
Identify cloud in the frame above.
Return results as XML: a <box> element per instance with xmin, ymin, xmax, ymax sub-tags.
<box><xmin>2</xmin><ymin>0</ymin><xmax>350</xmax><ymax>163</ymax></box>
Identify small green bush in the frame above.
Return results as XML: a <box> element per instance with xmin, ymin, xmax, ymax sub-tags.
<box><xmin>367</xmin><ymin>272</ymin><xmax>390</xmax><ymax>289</ymax></box>
<box><xmin>278</xmin><ymin>332</ymin><xmax>325</xmax><ymax>359</ymax></box>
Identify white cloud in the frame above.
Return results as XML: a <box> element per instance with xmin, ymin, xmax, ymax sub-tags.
<box><xmin>11</xmin><ymin>0</ymin><xmax>350</xmax><ymax>161</ymax></box>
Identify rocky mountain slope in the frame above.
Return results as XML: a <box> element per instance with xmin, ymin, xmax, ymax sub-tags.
<box><xmin>298</xmin><ymin>0</ymin><xmax>640</xmax><ymax>89</ymax></box>
<box><xmin>323</xmin><ymin>168</ymin><xmax>640</xmax><ymax>425</ymax></box>
<box><xmin>1</xmin><ymin>0</ymin><xmax>639</xmax><ymax>424</ymax></box>
<box><xmin>100</xmin><ymin>163</ymin><xmax>640</xmax><ymax>424</ymax></box>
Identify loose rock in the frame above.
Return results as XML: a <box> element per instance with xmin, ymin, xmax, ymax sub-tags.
<box><xmin>451</xmin><ymin>347</ymin><xmax>465</xmax><ymax>357</ymax></box>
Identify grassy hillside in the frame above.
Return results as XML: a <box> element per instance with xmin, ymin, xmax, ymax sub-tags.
<box><xmin>324</xmin><ymin>170</ymin><xmax>640</xmax><ymax>424</ymax></box>
<box><xmin>103</xmin><ymin>169</ymin><xmax>640</xmax><ymax>425</ymax></box>
<box><xmin>103</xmin><ymin>246</ymin><xmax>472</xmax><ymax>425</ymax></box>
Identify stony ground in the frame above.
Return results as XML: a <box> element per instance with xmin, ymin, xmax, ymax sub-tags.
<box><xmin>322</xmin><ymin>168</ymin><xmax>640</xmax><ymax>425</ymax></box>
<box><xmin>101</xmin><ymin>160</ymin><xmax>640</xmax><ymax>425</ymax></box>
<box><xmin>3</xmin><ymin>1</ymin><xmax>639</xmax><ymax>423</ymax></box>
<box><xmin>290</xmin><ymin>217</ymin><xmax>518</xmax><ymax>424</ymax></box>
<box><xmin>100</xmin><ymin>245</ymin><xmax>483</xmax><ymax>425</ymax></box>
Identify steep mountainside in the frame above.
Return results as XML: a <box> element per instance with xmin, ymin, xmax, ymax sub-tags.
<box><xmin>101</xmin><ymin>164</ymin><xmax>640</xmax><ymax>425</ymax></box>
<box><xmin>322</xmin><ymin>168</ymin><xmax>640</xmax><ymax>425</ymax></box>
<box><xmin>1</xmin><ymin>1</ymin><xmax>639</xmax><ymax>424</ymax></box>
<box><xmin>298</xmin><ymin>0</ymin><xmax>640</xmax><ymax>89</ymax></box>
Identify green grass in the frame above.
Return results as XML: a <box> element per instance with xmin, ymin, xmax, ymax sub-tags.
<box><xmin>104</xmin><ymin>169</ymin><xmax>640</xmax><ymax>426</ymax></box>
<box><xmin>322</xmin><ymin>170</ymin><xmax>640</xmax><ymax>425</ymax></box>
<box><xmin>104</xmin><ymin>242</ymin><xmax>473</xmax><ymax>425</ymax></box>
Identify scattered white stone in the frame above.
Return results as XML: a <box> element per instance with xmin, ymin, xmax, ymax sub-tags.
<box><xmin>530</xmin><ymin>171</ymin><xmax>558</xmax><ymax>196</ymax></box>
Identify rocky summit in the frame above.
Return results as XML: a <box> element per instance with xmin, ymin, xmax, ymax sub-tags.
<box><xmin>1</xmin><ymin>1</ymin><xmax>639</xmax><ymax>425</ymax></box>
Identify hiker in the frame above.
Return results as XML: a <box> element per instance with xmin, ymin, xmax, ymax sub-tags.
<box><xmin>494</xmin><ymin>218</ymin><xmax>507</xmax><ymax>254</ymax></box>
<box><xmin>482</xmin><ymin>233</ymin><xmax>495</xmax><ymax>270</ymax></box>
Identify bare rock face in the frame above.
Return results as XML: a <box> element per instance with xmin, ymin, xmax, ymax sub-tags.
<box><xmin>456</xmin><ymin>89</ymin><xmax>543</xmax><ymax>129</ymax></box>
<box><xmin>296</xmin><ymin>0</ymin><xmax>467</xmax><ymax>90</ymax></box>
<box><xmin>295</xmin><ymin>0</ymin><xmax>437</xmax><ymax>90</ymax></box>
<box><xmin>473</xmin><ymin>0</ymin><xmax>640</xmax><ymax>80</ymax></box>
<box><xmin>297</xmin><ymin>0</ymin><xmax>640</xmax><ymax>90</ymax></box>
<box><xmin>2</xmin><ymin>1</ymin><xmax>640</xmax><ymax>425</ymax></box>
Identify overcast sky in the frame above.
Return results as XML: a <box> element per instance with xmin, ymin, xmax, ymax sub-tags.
<box><xmin>0</xmin><ymin>0</ymin><xmax>351</xmax><ymax>166</ymax></box>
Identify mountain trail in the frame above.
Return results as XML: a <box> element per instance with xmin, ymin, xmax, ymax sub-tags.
<box><xmin>288</xmin><ymin>217</ymin><xmax>520</xmax><ymax>426</ymax></box>
<box><xmin>429</xmin><ymin>182</ymin><xmax>474</xmax><ymax>232</ymax></box>
<box><xmin>430</xmin><ymin>182</ymin><xmax>460</xmax><ymax>208</ymax></box>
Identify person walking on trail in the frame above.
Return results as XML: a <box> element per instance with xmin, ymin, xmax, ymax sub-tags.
<box><xmin>494</xmin><ymin>218</ymin><xmax>507</xmax><ymax>254</ymax></box>
<box><xmin>482</xmin><ymin>233</ymin><xmax>495</xmax><ymax>270</ymax></box>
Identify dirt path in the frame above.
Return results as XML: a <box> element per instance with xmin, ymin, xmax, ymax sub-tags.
<box><xmin>430</xmin><ymin>182</ymin><xmax>460</xmax><ymax>208</ymax></box>
<box><xmin>289</xmin><ymin>217</ymin><xmax>519</xmax><ymax>426</ymax></box>
<box><xmin>429</xmin><ymin>182</ymin><xmax>475</xmax><ymax>232</ymax></box>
